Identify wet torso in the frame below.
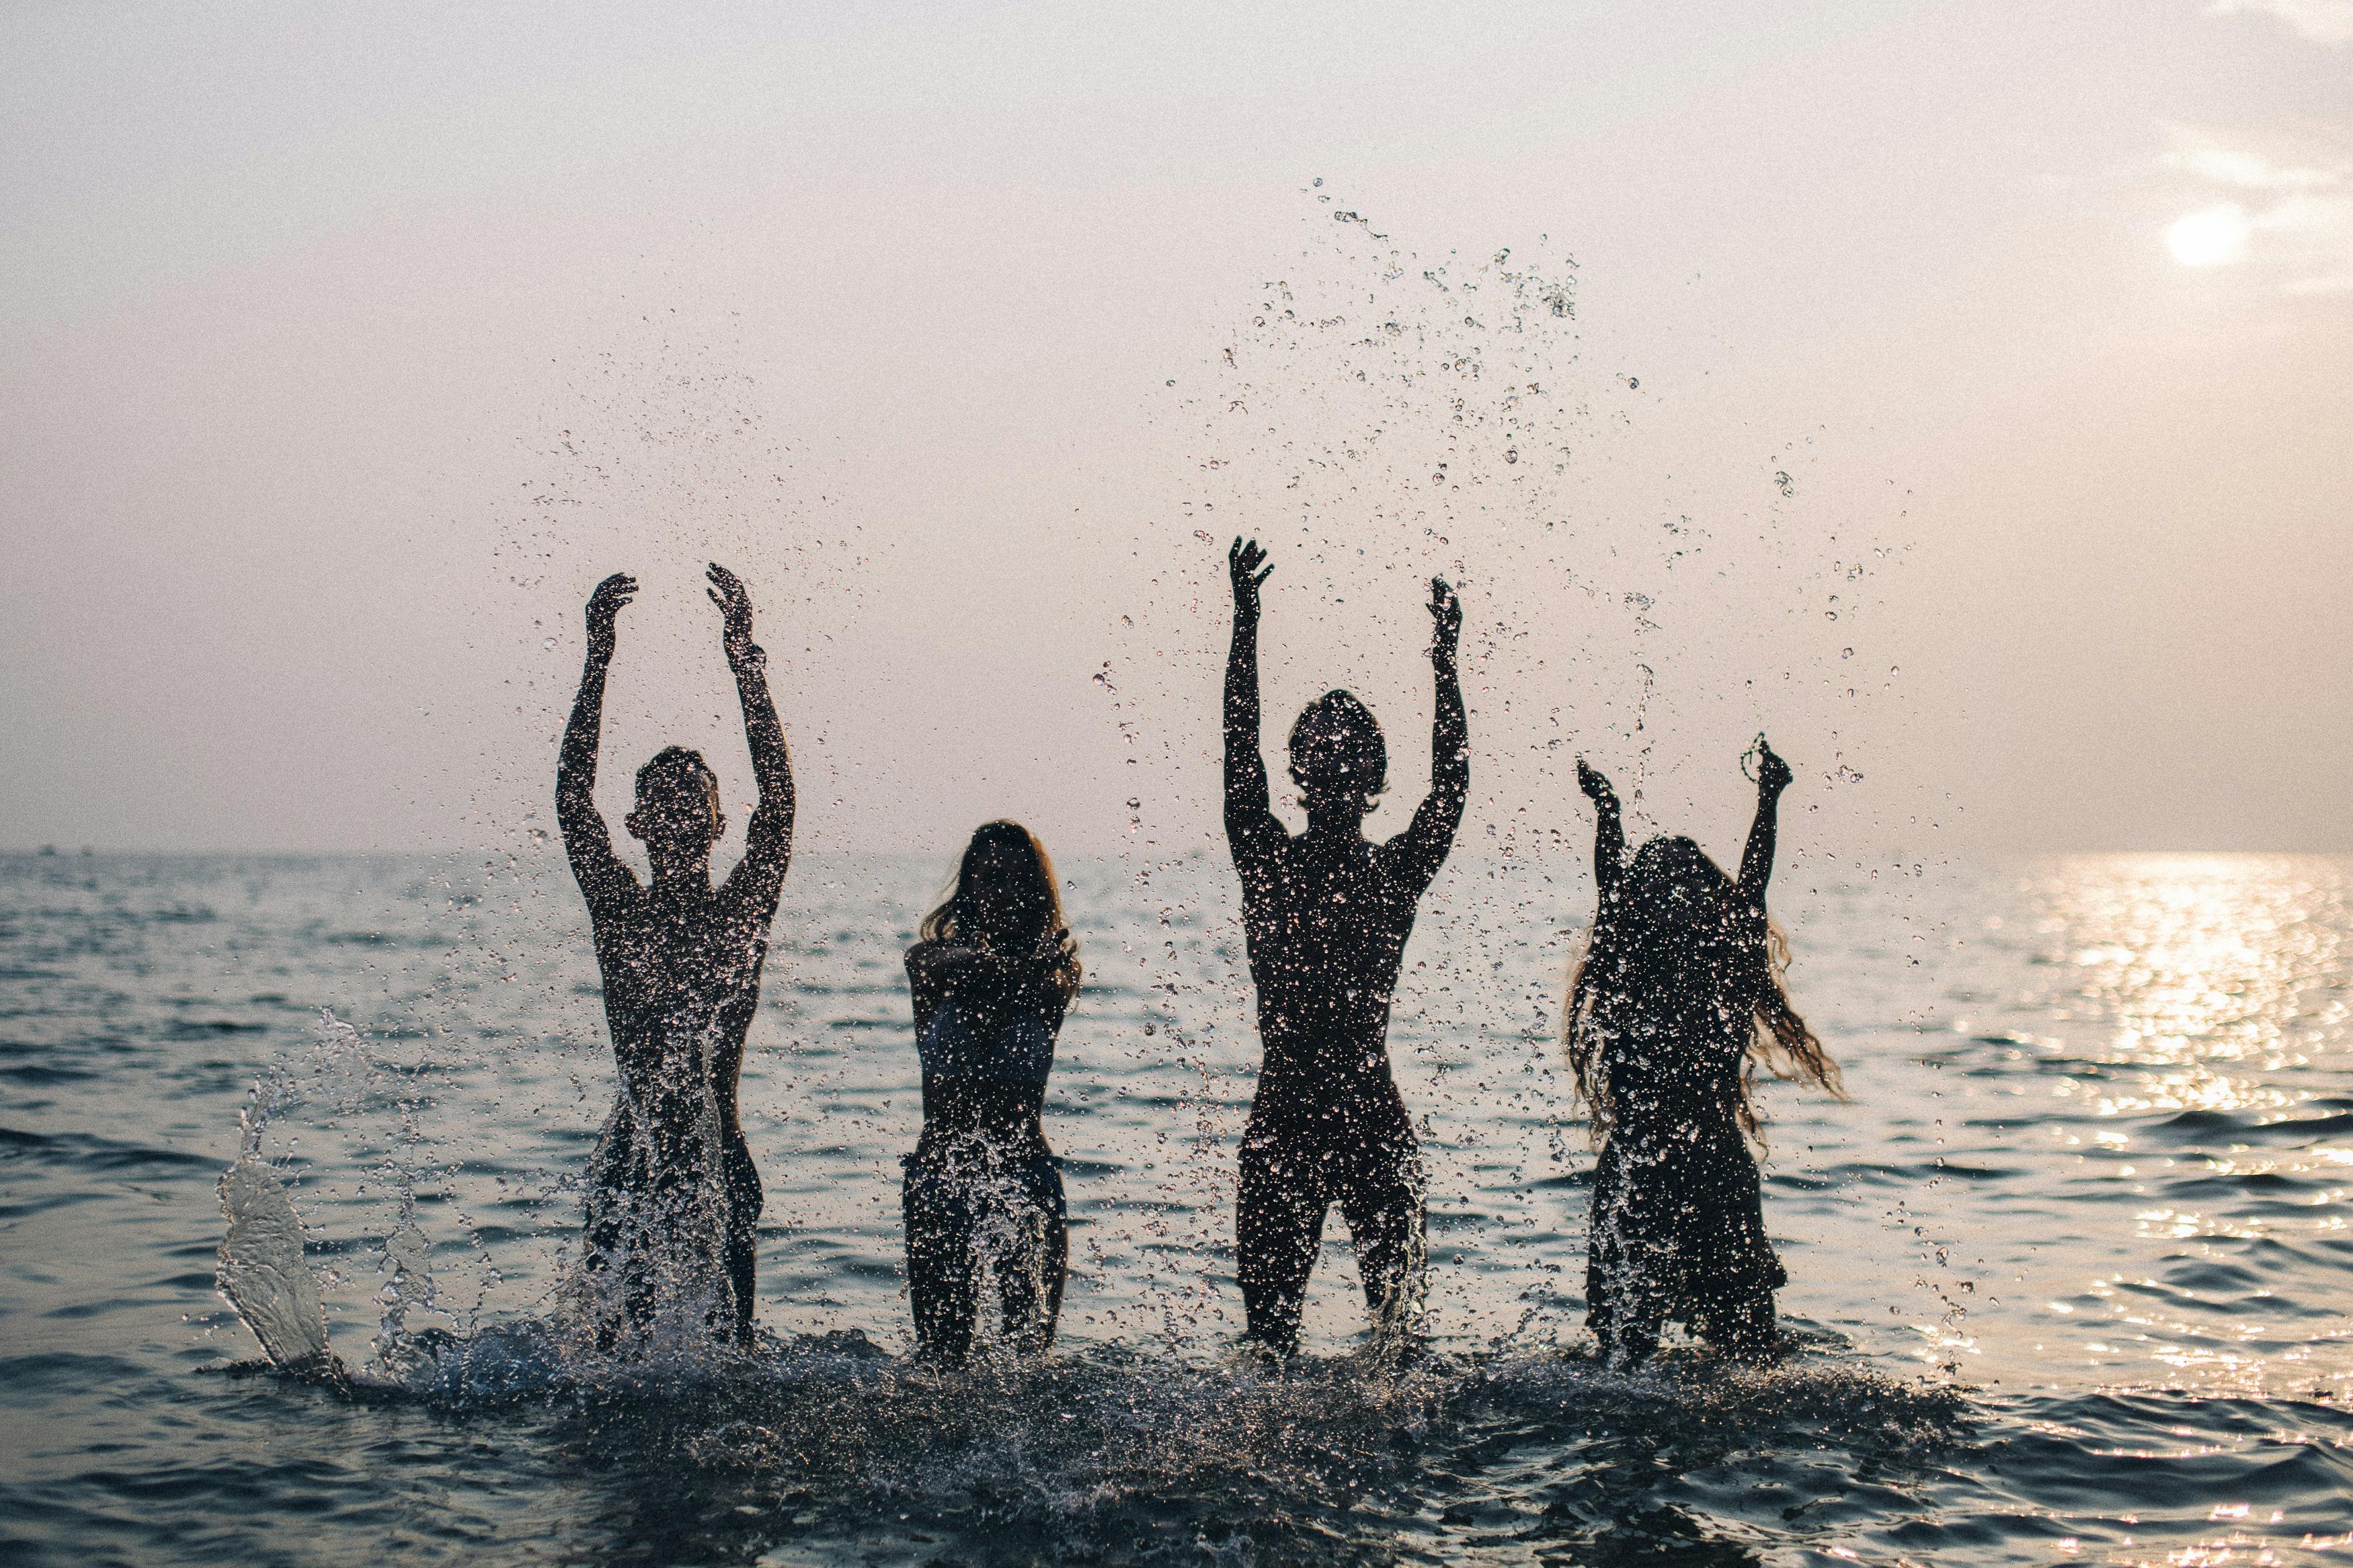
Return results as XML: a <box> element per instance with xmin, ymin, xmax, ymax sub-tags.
<box><xmin>1600</xmin><ymin>997</ymin><xmax>1751</xmax><ymax>1145</ymax></box>
<box><xmin>905</xmin><ymin>940</ymin><xmax>1069</xmax><ymax>1151</ymax></box>
<box><xmin>1589</xmin><ymin>993</ymin><xmax>1781</xmax><ymax>1301</ymax></box>
<box><xmin>587</xmin><ymin>878</ymin><xmax>776</xmax><ymax>1154</ymax></box>
<box><xmin>1232</xmin><ymin>827</ymin><xmax>1425</xmax><ymax>1125</ymax></box>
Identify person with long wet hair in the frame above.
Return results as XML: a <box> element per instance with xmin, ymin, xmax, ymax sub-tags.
<box><xmin>1221</xmin><ymin>536</ymin><xmax>1468</xmax><ymax>1357</ymax></box>
<box><xmin>1565</xmin><ymin>740</ymin><xmax>1842</xmax><ymax>1364</ymax></box>
<box><xmin>557</xmin><ymin>565</ymin><xmax>793</xmax><ymax>1351</ymax></box>
<box><xmin>901</xmin><ymin>821</ymin><xmax>1081</xmax><ymax>1364</ymax></box>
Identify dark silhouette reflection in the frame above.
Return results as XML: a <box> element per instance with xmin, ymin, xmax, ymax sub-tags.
<box><xmin>901</xmin><ymin>821</ymin><xmax>1080</xmax><ymax>1363</ymax></box>
<box><xmin>557</xmin><ymin>565</ymin><xmax>794</xmax><ymax>1350</ymax></box>
<box><xmin>1221</xmin><ymin>536</ymin><xmax>1468</xmax><ymax>1354</ymax></box>
<box><xmin>1566</xmin><ymin>742</ymin><xmax>1841</xmax><ymax>1364</ymax></box>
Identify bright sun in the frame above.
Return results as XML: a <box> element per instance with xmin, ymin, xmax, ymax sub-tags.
<box><xmin>2167</xmin><ymin>204</ymin><xmax>2251</xmax><ymax>267</ymax></box>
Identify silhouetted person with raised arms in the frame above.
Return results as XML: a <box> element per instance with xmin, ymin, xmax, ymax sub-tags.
<box><xmin>1565</xmin><ymin>741</ymin><xmax>1841</xmax><ymax>1364</ymax></box>
<box><xmin>900</xmin><ymin>821</ymin><xmax>1081</xmax><ymax>1364</ymax></box>
<box><xmin>557</xmin><ymin>565</ymin><xmax>793</xmax><ymax>1351</ymax></box>
<box><xmin>1222</xmin><ymin>536</ymin><xmax>1468</xmax><ymax>1357</ymax></box>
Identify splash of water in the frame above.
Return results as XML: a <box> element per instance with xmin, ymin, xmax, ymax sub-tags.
<box><xmin>220</xmin><ymin>1007</ymin><xmax>448</xmax><ymax>1379</ymax></box>
<box><xmin>565</xmin><ymin>1021</ymin><xmax>746</xmax><ymax>1368</ymax></box>
<box><xmin>215</xmin><ymin>1155</ymin><xmax>332</xmax><ymax>1372</ymax></box>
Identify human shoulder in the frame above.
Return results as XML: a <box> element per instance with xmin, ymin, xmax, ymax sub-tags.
<box><xmin>906</xmin><ymin>938</ymin><xmax>988</xmax><ymax>977</ymax></box>
<box><xmin>580</xmin><ymin>863</ymin><xmax>647</xmax><ymax>926</ymax></box>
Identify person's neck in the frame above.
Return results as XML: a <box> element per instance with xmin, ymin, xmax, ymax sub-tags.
<box><xmin>647</xmin><ymin>848</ymin><xmax>712</xmax><ymax>893</ymax></box>
<box><xmin>1303</xmin><ymin>800</ymin><xmax>1368</xmax><ymax>841</ymax></box>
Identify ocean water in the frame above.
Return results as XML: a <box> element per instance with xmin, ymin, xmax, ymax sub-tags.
<box><xmin>2</xmin><ymin>847</ymin><xmax>2348</xmax><ymax>1566</ymax></box>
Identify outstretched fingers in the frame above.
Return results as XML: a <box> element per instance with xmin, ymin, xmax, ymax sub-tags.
<box><xmin>707</xmin><ymin>562</ymin><xmax>755</xmax><ymax>641</ymax></box>
<box><xmin>1228</xmin><ymin>536</ymin><xmax>1272</xmax><ymax>605</ymax></box>
<box><xmin>706</xmin><ymin>561</ymin><xmax>748</xmax><ymax>607</ymax></box>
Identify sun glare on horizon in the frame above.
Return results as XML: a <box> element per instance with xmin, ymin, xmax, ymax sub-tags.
<box><xmin>2167</xmin><ymin>204</ymin><xmax>2251</xmax><ymax>267</ymax></box>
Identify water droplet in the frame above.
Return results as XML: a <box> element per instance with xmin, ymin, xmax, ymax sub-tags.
<box><xmin>542</xmin><ymin>637</ymin><xmax>557</xmax><ymax>651</ymax></box>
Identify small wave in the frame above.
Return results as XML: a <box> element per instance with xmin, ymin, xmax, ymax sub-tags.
<box><xmin>0</xmin><ymin>1125</ymin><xmax>221</xmax><ymax>1175</ymax></box>
<box><xmin>162</xmin><ymin>1019</ymin><xmax>272</xmax><ymax>1038</ymax></box>
<box><xmin>2144</xmin><ymin>1106</ymin><xmax>2353</xmax><ymax>1147</ymax></box>
<box><xmin>0</xmin><ymin>1063</ymin><xmax>99</xmax><ymax>1086</ymax></box>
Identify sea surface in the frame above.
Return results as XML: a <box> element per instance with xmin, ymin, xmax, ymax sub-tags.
<box><xmin>2</xmin><ymin>848</ymin><xmax>2349</xmax><ymax>1566</ymax></box>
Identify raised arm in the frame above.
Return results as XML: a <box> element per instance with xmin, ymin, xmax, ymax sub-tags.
<box><xmin>1388</xmin><ymin>577</ymin><xmax>1468</xmax><ymax>891</ymax></box>
<box><xmin>1576</xmin><ymin>758</ymin><xmax>1624</xmax><ymax>903</ymax></box>
<box><xmin>1737</xmin><ymin>739</ymin><xmax>1792</xmax><ymax>908</ymax></box>
<box><xmin>557</xmin><ymin>573</ymin><xmax>638</xmax><ymax>907</ymax></box>
<box><xmin>1223</xmin><ymin>538</ymin><xmax>1281</xmax><ymax>857</ymax></box>
<box><xmin>709</xmin><ymin>563</ymin><xmax>794</xmax><ymax>907</ymax></box>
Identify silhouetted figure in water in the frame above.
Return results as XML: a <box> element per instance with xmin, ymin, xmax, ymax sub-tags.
<box><xmin>1222</xmin><ymin>536</ymin><xmax>1468</xmax><ymax>1356</ymax></box>
<box><xmin>558</xmin><ymin>565</ymin><xmax>793</xmax><ymax>1350</ymax></box>
<box><xmin>1566</xmin><ymin>741</ymin><xmax>1841</xmax><ymax>1364</ymax></box>
<box><xmin>901</xmin><ymin>822</ymin><xmax>1080</xmax><ymax>1364</ymax></box>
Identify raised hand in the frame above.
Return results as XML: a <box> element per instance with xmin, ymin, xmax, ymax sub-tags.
<box><xmin>1577</xmin><ymin>758</ymin><xmax>1617</xmax><ymax>806</ymax></box>
<box><xmin>1229</xmin><ymin>537</ymin><xmax>1272</xmax><ymax>620</ymax></box>
<box><xmin>1753</xmin><ymin>737</ymin><xmax>1792</xmax><ymax>796</ymax></box>
<box><xmin>707</xmin><ymin>563</ymin><xmax>755</xmax><ymax>659</ymax></box>
<box><xmin>1427</xmin><ymin>577</ymin><xmax>1461</xmax><ymax>667</ymax></box>
<box><xmin>585</xmin><ymin>573</ymin><xmax>637</xmax><ymax>656</ymax></box>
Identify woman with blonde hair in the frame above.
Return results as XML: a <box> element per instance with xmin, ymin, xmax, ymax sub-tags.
<box><xmin>900</xmin><ymin>821</ymin><xmax>1081</xmax><ymax>1363</ymax></box>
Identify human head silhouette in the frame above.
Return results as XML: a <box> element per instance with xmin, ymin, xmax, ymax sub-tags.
<box><xmin>920</xmin><ymin>819</ymin><xmax>1082</xmax><ymax>997</ymax></box>
<box><xmin>1616</xmin><ymin>836</ymin><xmax>1746</xmax><ymax>968</ymax></box>
<box><xmin>951</xmin><ymin>821</ymin><xmax>1058</xmax><ymax>945</ymax></box>
<box><xmin>625</xmin><ymin>746</ymin><xmax>725</xmax><ymax>861</ymax></box>
<box><xmin>1287</xmin><ymin>689</ymin><xmax>1388</xmax><ymax>818</ymax></box>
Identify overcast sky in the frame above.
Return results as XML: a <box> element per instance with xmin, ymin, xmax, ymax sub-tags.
<box><xmin>3</xmin><ymin>0</ymin><xmax>2347</xmax><ymax>864</ymax></box>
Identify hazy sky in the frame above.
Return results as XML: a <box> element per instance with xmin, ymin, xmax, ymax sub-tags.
<box><xmin>3</xmin><ymin>1</ymin><xmax>2347</xmax><ymax>862</ymax></box>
